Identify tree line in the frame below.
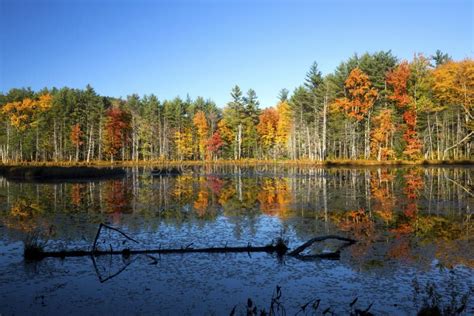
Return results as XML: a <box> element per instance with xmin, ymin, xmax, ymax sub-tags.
<box><xmin>0</xmin><ymin>50</ymin><xmax>472</xmax><ymax>163</ymax></box>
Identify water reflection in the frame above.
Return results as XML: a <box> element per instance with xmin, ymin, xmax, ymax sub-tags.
<box><xmin>1</xmin><ymin>166</ymin><xmax>471</xmax><ymax>269</ymax></box>
<box><xmin>0</xmin><ymin>166</ymin><xmax>472</xmax><ymax>314</ymax></box>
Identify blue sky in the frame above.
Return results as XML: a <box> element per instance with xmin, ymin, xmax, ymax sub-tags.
<box><xmin>1</xmin><ymin>0</ymin><xmax>472</xmax><ymax>107</ymax></box>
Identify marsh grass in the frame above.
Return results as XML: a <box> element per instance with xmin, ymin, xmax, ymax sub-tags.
<box><xmin>23</xmin><ymin>230</ymin><xmax>49</xmax><ymax>260</ymax></box>
<box><xmin>414</xmin><ymin>279</ymin><xmax>472</xmax><ymax>316</ymax></box>
<box><xmin>234</xmin><ymin>280</ymin><xmax>472</xmax><ymax>316</ymax></box>
<box><xmin>0</xmin><ymin>159</ymin><xmax>472</xmax><ymax>170</ymax></box>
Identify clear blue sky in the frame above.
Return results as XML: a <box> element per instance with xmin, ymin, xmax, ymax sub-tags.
<box><xmin>1</xmin><ymin>0</ymin><xmax>472</xmax><ymax>107</ymax></box>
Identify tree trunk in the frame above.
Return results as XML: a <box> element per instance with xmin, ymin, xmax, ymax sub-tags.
<box><xmin>6</xmin><ymin>122</ymin><xmax>10</xmax><ymax>162</ymax></box>
<box><xmin>322</xmin><ymin>94</ymin><xmax>328</xmax><ymax>161</ymax></box>
<box><xmin>86</xmin><ymin>124</ymin><xmax>93</xmax><ymax>162</ymax></box>
<box><xmin>237</xmin><ymin>123</ymin><xmax>242</xmax><ymax>160</ymax></box>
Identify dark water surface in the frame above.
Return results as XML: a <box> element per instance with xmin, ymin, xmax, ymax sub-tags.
<box><xmin>0</xmin><ymin>165</ymin><xmax>473</xmax><ymax>315</ymax></box>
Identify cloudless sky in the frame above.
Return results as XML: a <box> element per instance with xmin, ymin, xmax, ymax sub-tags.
<box><xmin>1</xmin><ymin>0</ymin><xmax>473</xmax><ymax>107</ymax></box>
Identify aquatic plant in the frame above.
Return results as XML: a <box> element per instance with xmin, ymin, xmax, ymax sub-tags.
<box><xmin>23</xmin><ymin>230</ymin><xmax>49</xmax><ymax>260</ymax></box>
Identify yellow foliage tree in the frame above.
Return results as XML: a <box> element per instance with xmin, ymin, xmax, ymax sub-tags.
<box><xmin>192</xmin><ymin>111</ymin><xmax>209</xmax><ymax>160</ymax></box>
<box><xmin>276</xmin><ymin>101</ymin><xmax>292</xmax><ymax>155</ymax></box>
<box><xmin>2</xmin><ymin>93</ymin><xmax>52</xmax><ymax>130</ymax></box>
<box><xmin>433</xmin><ymin>59</ymin><xmax>474</xmax><ymax>128</ymax></box>
<box><xmin>217</xmin><ymin>119</ymin><xmax>234</xmax><ymax>152</ymax></box>
<box><xmin>174</xmin><ymin>129</ymin><xmax>193</xmax><ymax>160</ymax></box>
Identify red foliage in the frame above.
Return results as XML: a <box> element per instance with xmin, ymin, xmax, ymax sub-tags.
<box><xmin>386</xmin><ymin>62</ymin><xmax>422</xmax><ymax>159</ymax></box>
<box><xmin>386</xmin><ymin>61</ymin><xmax>411</xmax><ymax>108</ymax></box>
<box><xmin>206</xmin><ymin>131</ymin><xmax>224</xmax><ymax>156</ymax></box>
<box><xmin>104</xmin><ymin>107</ymin><xmax>132</xmax><ymax>159</ymax></box>
<box><xmin>402</xmin><ymin>110</ymin><xmax>422</xmax><ymax>159</ymax></box>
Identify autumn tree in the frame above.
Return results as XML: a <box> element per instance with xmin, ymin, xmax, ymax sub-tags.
<box><xmin>216</xmin><ymin>119</ymin><xmax>234</xmax><ymax>158</ymax></box>
<box><xmin>174</xmin><ymin>129</ymin><xmax>193</xmax><ymax>160</ymax></box>
<box><xmin>0</xmin><ymin>51</ymin><xmax>471</xmax><ymax>163</ymax></box>
<box><xmin>432</xmin><ymin>59</ymin><xmax>474</xmax><ymax>158</ymax></box>
<box><xmin>332</xmin><ymin>67</ymin><xmax>378</xmax><ymax>159</ymax></box>
<box><xmin>370</xmin><ymin>109</ymin><xmax>395</xmax><ymax>160</ymax></box>
<box><xmin>70</xmin><ymin>123</ymin><xmax>83</xmax><ymax>161</ymax></box>
<box><xmin>257</xmin><ymin>108</ymin><xmax>279</xmax><ymax>158</ymax></box>
<box><xmin>409</xmin><ymin>54</ymin><xmax>438</xmax><ymax>159</ymax></box>
<box><xmin>192</xmin><ymin>110</ymin><xmax>209</xmax><ymax>160</ymax></box>
<box><xmin>1</xmin><ymin>93</ymin><xmax>52</xmax><ymax>161</ymax></box>
<box><xmin>206</xmin><ymin>131</ymin><xmax>224</xmax><ymax>160</ymax></box>
<box><xmin>103</xmin><ymin>107</ymin><xmax>132</xmax><ymax>162</ymax></box>
<box><xmin>386</xmin><ymin>61</ymin><xmax>422</xmax><ymax>159</ymax></box>
<box><xmin>275</xmin><ymin>100</ymin><xmax>293</xmax><ymax>157</ymax></box>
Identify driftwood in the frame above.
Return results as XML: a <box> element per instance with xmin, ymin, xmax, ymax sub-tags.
<box><xmin>24</xmin><ymin>223</ymin><xmax>356</xmax><ymax>261</ymax></box>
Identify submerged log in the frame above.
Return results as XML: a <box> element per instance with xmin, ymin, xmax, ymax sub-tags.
<box><xmin>151</xmin><ymin>166</ymin><xmax>182</xmax><ymax>176</ymax></box>
<box><xmin>26</xmin><ymin>244</ymin><xmax>287</xmax><ymax>259</ymax></box>
<box><xmin>24</xmin><ymin>224</ymin><xmax>356</xmax><ymax>261</ymax></box>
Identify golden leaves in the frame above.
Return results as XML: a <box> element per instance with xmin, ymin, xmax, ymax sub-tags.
<box><xmin>1</xmin><ymin>93</ymin><xmax>52</xmax><ymax>130</ymax></box>
<box><xmin>192</xmin><ymin>111</ymin><xmax>209</xmax><ymax>159</ymax></box>
<box><xmin>174</xmin><ymin>129</ymin><xmax>193</xmax><ymax>159</ymax></box>
<box><xmin>433</xmin><ymin>59</ymin><xmax>474</xmax><ymax>120</ymax></box>
<box><xmin>257</xmin><ymin>108</ymin><xmax>279</xmax><ymax>150</ymax></box>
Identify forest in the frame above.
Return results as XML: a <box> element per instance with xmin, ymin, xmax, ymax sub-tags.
<box><xmin>0</xmin><ymin>50</ymin><xmax>472</xmax><ymax>163</ymax></box>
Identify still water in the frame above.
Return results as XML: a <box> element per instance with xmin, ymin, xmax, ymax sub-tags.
<box><xmin>0</xmin><ymin>165</ymin><xmax>472</xmax><ymax>315</ymax></box>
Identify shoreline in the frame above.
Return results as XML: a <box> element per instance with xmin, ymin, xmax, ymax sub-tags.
<box><xmin>0</xmin><ymin>159</ymin><xmax>472</xmax><ymax>168</ymax></box>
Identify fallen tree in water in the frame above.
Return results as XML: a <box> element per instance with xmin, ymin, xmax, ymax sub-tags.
<box><xmin>24</xmin><ymin>223</ymin><xmax>356</xmax><ymax>261</ymax></box>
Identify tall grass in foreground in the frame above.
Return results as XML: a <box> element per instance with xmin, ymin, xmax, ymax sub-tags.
<box><xmin>23</xmin><ymin>230</ymin><xmax>49</xmax><ymax>260</ymax></box>
<box><xmin>232</xmin><ymin>283</ymin><xmax>472</xmax><ymax>316</ymax></box>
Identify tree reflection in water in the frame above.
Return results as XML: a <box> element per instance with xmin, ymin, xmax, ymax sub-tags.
<box><xmin>0</xmin><ymin>166</ymin><xmax>472</xmax><ymax>270</ymax></box>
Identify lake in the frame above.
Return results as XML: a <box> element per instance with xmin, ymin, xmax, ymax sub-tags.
<box><xmin>0</xmin><ymin>165</ymin><xmax>472</xmax><ymax>315</ymax></box>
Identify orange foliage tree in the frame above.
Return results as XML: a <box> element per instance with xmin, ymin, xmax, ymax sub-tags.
<box><xmin>257</xmin><ymin>108</ymin><xmax>279</xmax><ymax>157</ymax></box>
<box><xmin>332</xmin><ymin>68</ymin><xmax>378</xmax><ymax>121</ymax></box>
<box><xmin>103</xmin><ymin>107</ymin><xmax>132</xmax><ymax>161</ymax></box>
<box><xmin>370</xmin><ymin>109</ymin><xmax>396</xmax><ymax>160</ymax></box>
<box><xmin>332</xmin><ymin>68</ymin><xmax>377</xmax><ymax>159</ymax></box>
<box><xmin>386</xmin><ymin>62</ymin><xmax>422</xmax><ymax>159</ymax></box>
<box><xmin>70</xmin><ymin>123</ymin><xmax>83</xmax><ymax>161</ymax></box>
